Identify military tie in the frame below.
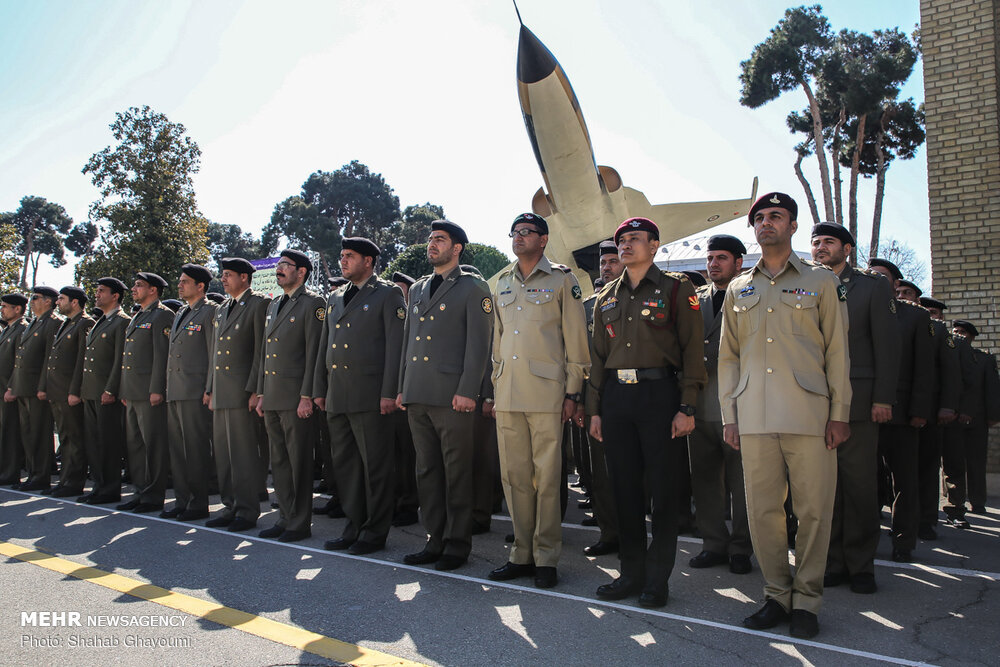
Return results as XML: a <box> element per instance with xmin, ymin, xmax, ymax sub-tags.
<box><xmin>276</xmin><ymin>294</ymin><xmax>289</xmax><ymax>314</ymax></box>
<box><xmin>429</xmin><ymin>274</ymin><xmax>443</xmax><ymax>297</ymax></box>
<box><xmin>343</xmin><ymin>285</ymin><xmax>359</xmax><ymax>306</ymax></box>
<box><xmin>227</xmin><ymin>299</ymin><xmax>236</xmax><ymax>317</ymax></box>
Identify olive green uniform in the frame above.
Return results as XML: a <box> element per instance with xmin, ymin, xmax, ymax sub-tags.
<box><xmin>0</xmin><ymin>318</ymin><xmax>27</xmax><ymax>484</ymax></box>
<box><xmin>581</xmin><ymin>294</ymin><xmax>617</xmax><ymax>545</ymax></box>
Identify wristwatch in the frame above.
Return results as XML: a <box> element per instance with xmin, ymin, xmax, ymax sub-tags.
<box><xmin>678</xmin><ymin>404</ymin><xmax>696</xmax><ymax>416</ymax></box>
<box><xmin>565</xmin><ymin>392</ymin><xmax>582</xmax><ymax>403</ymax></box>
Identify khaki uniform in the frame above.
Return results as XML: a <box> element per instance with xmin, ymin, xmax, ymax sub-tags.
<box><xmin>43</xmin><ymin>312</ymin><xmax>95</xmax><ymax>492</ymax></box>
<box><xmin>718</xmin><ymin>252</ymin><xmax>850</xmax><ymax>615</ymax></box>
<box><xmin>165</xmin><ymin>298</ymin><xmax>217</xmax><ymax>513</ymax></box>
<box><xmin>0</xmin><ymin>318</ymin><xmax>27</xmax><ymax>484</ymax></box>
<box><xmin>11</xmin><ymin>308</ymin><xmax>63</xmax><ymax>488</ymax></box>
<box><xmin>257</xmin><ymin>284</ymin><xmax>325</xmax><ymax>534</ymax></box>
<box><xmin>207</xmin><ymin>289</ymin><xmax>269</xmax><ymax>522</ymax></box>
<box><xmin>587</xmin><ymin>266</ymin><xmax>706</xmax><ymax>591</ymax></box>
<box><xmin>399</xmin><ymin>266</ymin><xmax>493</xmax><ymax>559</ymax></box>
<box><xmin>492</xmin><ymin>257</ymin><xmax>589</xmax><ymax>567</ymax></box>
<box><xmin>313</xmin><ymin>274</ymin><xmax>405</xmax><ymax>546</ymax></box>
<box><xmin>80</xmin><ymin>307</ymin><xmax>130</xmax><ymax>500</ymax></box>
<box><xmin>120</xmin><ymin>301</ymin><xmax>175</xmax><ymax>506</ymax></box>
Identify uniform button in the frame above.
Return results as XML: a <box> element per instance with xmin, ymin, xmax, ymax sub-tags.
<box><xmin>626</xmin><ymin>343</ymin><xmax>631</xmax><ymax>348</ymax></box>
<box><xmin>704</xmin><ymin>339</ymin><xmax>709</xmax><ymax>344</ymax></box>
<box><xmin>412</xmin><ymin>356</ymin><xmax>417</xmax><ymax>361</ymax></box>
<box><xmin>630</xmin><ymin>296</ymin><xmax>635</xmax><ymax>300</ymax></box>
<box><xmin>343</xmin><ymin>344</ymin><xmax>348</xmax><ymax>349</ymax></box>
<box><xmin>795</xmin><ymin>304</ymin><xmax>802</xmax><ymax>309</ymax></box>
<box><xmin>332</xmin><ymin>344</ymin><xmax>337</xmax><ymax>348</ymax></box>
<box><xmin>513</xmin><ymin>330</ymin><xmax>519</xmax><ymax>335</ymax></box>
<box><xmin>215</xmin><ymin>366</ymin><xmax>220</xmax><ymax>370</ymax></box>
<box><xmin>267</xmin><ymin>338</ymin><xmax>271</xmax><ymax>343</ymax></box>
<box><xmin>225</xmin><ymin>366</ymin><xmax>230</xmax><ymax>370</ymax></box>
<box><xmin>415</xmin><ymin>337</ymin><xmax>420</xmax><ymax>341</ymax></box>
<box><xmin>225</xmin><ymin>350</ymin><xmax>230</xmax><ymax>355</ymax></box>
<box><xmin>766</xmin><ymin>368</ymin><xmax>773</xmax><ymax>374</ymax></box>
<box><xmin>512</xmin><ymin>355</ymin><xmax>518</xmax><ymax>360</ymax></box>
<box><xmin>336</xmin><ymin>324</ymin><xmax>341</xmax><ymax>328</ymax></box>
<box><xmin>767</xmin><ymin>307</ymin><xmax>773</xmax><ymax>313</ymax></box>
<box><xmin>420</xmin><ymin>317</ymin><xmax>425</xmax><ymax>322</ymax></box>
<box><xmin>219</xmin><ymin>336</ymin><xmax>223</xmax><ymax>341</ymax></box>
<box><xmin>217</xmin><ymin>351</ymin><xmax>221</xmax><ymax>355</ymax></box>
<box><xmin>516</xmin><ymin>306</ymin><xmax>522</xmax><ymax>311</ymax></box>
<box><xmin>704</xmin><ymin>356</ymin><xmax>708</xmax><ymax>361</ymax></box>
<box><xmin>425</xmin><ymin>336</ymin><xmax>431</xmax><ymax>341</ymax></box>
<box><xmin>346</xmin><ymin>323</ymin><xmax>350</xmax><ymax>327</ymax></box>
<box><xmin>770</xmin><ymin>280</ymin><xmax>775</xmax><ymax>285</ymax></box>
<box><xmin>422</xmin><ymin>357</ymin><xmax>428</xmax><ymax>362</ymax></box>
<box><xmin>331</xmin><ymin>364</ymin><xmax>337</xmax><ymax>369</ymax></box>
<box><xmin>741</xmin><ymin>306</ymin><xmax>747</xmax><ymax>312</ymax></box>
<box><xmin>343</xmin><ymin>364</ymin><xmax>348</xmax><ymax>369</ymax></box>
<box><xmin>766</xmin><ymin>337</ymin><xmax>773</xmax><ymax>343</ymax></box>
<box><xmin>429</xmin><ymin>316</ymin><xmax>434</xmax><ymax>321</ymax></box>
<box><xmin>521</xmin><ymin>283</ymin><xmax>525</xmax><ymax>288</ymax></box>
<box><xmin>628</xmin><ymin>317</ymin><xmax>633</xmax><ymax>322</ymax></box>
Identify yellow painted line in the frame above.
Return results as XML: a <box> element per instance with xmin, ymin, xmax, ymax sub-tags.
<box><xmin>0</xmin><ymin>540</ymin><xmax>425</xmax><ymax>667</ymax></box>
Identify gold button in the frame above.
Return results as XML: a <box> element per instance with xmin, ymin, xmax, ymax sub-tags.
<box><xmin>766</xmin><ymin>337</ymin><xmax>773</xmax><ymax>343</ymax></box>
<box><xmin>415</xmin><ymin>337</ymin><xmax>420</xmax><ymax>341</ymax></box>
<box><xmin>216</xmin><ymin>366</ymin><xmax>220</xmax><ymax>370</ymax></box>
<box><xmin>741</xmin><ymin>306</ymin><xmax>747</xmax><ymax>312</ymax></box>
<box><xmin>343</xmin><ymin>364</ymin><xmax>348</xmax><ymax>369</ymax></box>
<box><xmin>335</xmin><ymin>324</ymin><xmax>341</xmax><ymax>329</ymax></box>
<box><xmin>795</xmin><ymin>304</ymin><xmax>802</xmax><ymax>309</ymax></box>
<box><xmin>225</xmin><ymin>350</ymin><xmax>230</xmax><ymax>354</ymax></box>
<box><xmin>217</xmin><ymin>351</ymin><xmax>221</xmax><ymax>355</ymax></box>
<box><xmin>412</xmin><ymin>356</ymin><xmax>417</xmax><ymax>361</ymax></box>
<box><xmin>346</xmin><ymin>323</ymin><xmax>350</xmax><ymax>327</ymax></box>
<box><xmin>331</xmin><ymin>364</ymin><xmax>337</xmax><ymax>369</ymax></box>
<box><xmin>224</xmin><ymin>366</ymin><xmax>229</xmax><ymax>370</ymax></box>
<box><xmin>767</xmin><ymin>307</ymin><xmax>773</xmax><ymax>313</ymax></box>
<box><xmin>704</xmin><ymin>339</ymin><xmax>709</xmax><ymax>344</ymax></box>
<box><xmin>770</xmin><ymin>280</ymin><xmax>775</xmax><ymax>285</ymax></box>
<box><xmin>628</xmin><ymin>317</ymin><xmax>633</xmax><ymax>322</ymax></box>
<box><xmin>332</xmin><ymin>344</ymin><xmax>337</xmax><ymax>348</ymax></box>
<box><xmin>514</xmin><ymin>330</ymin><xmax>519</xmax><ymax>335</ymax></box>
<box><xmin>343</xmin><ymin>344</ymin><xmax>348</xmax><ymax>349</ymax></box>
<box><xmin>423</xmin><ymin>356</ymin><xmax>428</xmax><ymax>361</ymax></box>
<box><xmin>429</xmin><ymin>316</ymin><xmax>434</xmax><ymax>321</ymax></box>
<box><xmin>425</xmin><ymin>336</ymin><xmax>430</xmax><ymax>341</ymax></box>
<box><xmin>766</xmin><ymin>368</ymin><xmax>773</xmax><ymax>374</ymax></box>
<box><xmin>420</xmin><ymin>317</ymin><xmax>425</xmax><ymax>322</ymax></box>
<box><xmin>626</xmin><ymin>343</ymin><xmax>631</xmax><ymax>348</ymax></box>
<box><xmin>267</xmin><ymin>338</ymin><xmax>271</xmax><ymax>343</ymax></box>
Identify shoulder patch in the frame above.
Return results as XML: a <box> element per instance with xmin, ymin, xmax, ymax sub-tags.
<box><xmin>482</xmin><ymin>296</ymin><xmax>493</xmax><ymax>314</ymax></box>
<box><xmin>688</xmin><ymin>295</ymin><xmax>700</xmax><ymax>310</ymax></box>
<box><xmin>571</xmin><ymin>285</ymin><xmax>582</xmax><ymax>300</ymax></box>
<box><xmin>946</xmin><ymin>335</ymin><xmax>956</xmax><ymax>349</ymax></box>
<box><xmin>163</xmin><ymin>327</ymin><xmax>170</xmax><ymax>336</ymax></box>
<box><xmin>837</xmin><ymin>284</ymin><xmax>847</xmax><ymax>302</ymax></box>
<box><xmin>315</xmin><ymin>307</ymin><xmax>325</xmax><ymax>321</ymax></box>
<box><xmin>665</xmin><ymin>271</ymin><xmax>687</xmax><ymax>282</ymax></box>
<box><xmin>889</xmin><ymin>299</ymin><xmax>897</xmax><ymax>314</ymax></box>
<box><xmin>396</xmin><ymin>306</ymin><xmax>406</xmax><ymax>320</ymax></box>
<box><xmin>929</xmin><ymin>322</ymin><xmax>935</xmax><ymax>337</ymax></box>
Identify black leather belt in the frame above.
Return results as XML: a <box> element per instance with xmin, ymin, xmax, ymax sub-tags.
<box><xmin>611</xmin><ymin>367</ymin><xmax>675</xmax><ymax>384</ymax></box>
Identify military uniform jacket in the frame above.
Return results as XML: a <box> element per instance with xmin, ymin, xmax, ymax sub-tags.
<box><xmin>313</xmin><ymin>274</ymin><xmax>405</xmax><ymax>413</ymax></box>
<box><xmin>166</xmin><ymin>298</ymin><xmax>217</xmax><ymax>402</ymax></box>
<box><xmin>929</xmin><ymin>318</ymin><xmax>962</xmax><ymax>418</ymax></box>
<box><xmin>695</xmin><ymin>284</ymin><xmax>725</xmax><ymax>422</ymax></box>
<box><xmin>42</xmin><ymin>312</ymin><xmax>95</xmax><ymax>401</ymax></box>
<box><xmin>718</xmin><ymin>252</ymin><xmax>851</xmax><ymax>436</ymax></box>
<box><xmin>0</xmin><ymin>318</ymin><xmax>27</xmax><ymax>391</ymax></box>
<box><xmin>586</xmin><ymin>266</ymin><xmax>706</xmax><ymax>416</ymax></box>
<box><xmin>958</xmin><ymin>343</ymin><xmax>1000</xmax><ymax>424</ymax></box>
<box><xmin>207</xmin><ymin>290</ymin><xmax>269</xmax><ymax>409</ymax></box>
<box><xmin>11</xmin><ymin>309</ymin><xmax>63</xmax><ymax>398</ymax></box>
<box><xmin>81</xmin><ymin>307</ymin><xmax>131</xmax><ymax>401</ymax></box>
<box><xmin>837</xmin><ymin>265</ymin><xmax>900</xmax><ymax>422</ymax></box>
<box><xmin>491</xmin><ymin>257</ymin><xmax>590</xmax><ymax>413</ymax></box>
<box><xmin>120</xmin><ymin>301</ymin><xmax>175</xmax><ymax>401</ymax></box>
<box><xmin>257</xmin><ymin>284</ymin><xmax>325</xmax><ymax>411</ymax></box>
<box><xmin>889</xmin><ymin>301</ymin><xmax>934</xmax><ymax>424</ymax></box>
<box><xmin>398</xmin><ymin>266</ymin><xmax>493</xmax><ymax>407</ymax></box>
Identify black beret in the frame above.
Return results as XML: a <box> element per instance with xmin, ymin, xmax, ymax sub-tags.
<box><xmin>96</xmin><ymin>277</ymin><xmax>127</xmax><ymax>296</ymax></box>
<box><xmin>181</xmin><ymin>263</ymin><xmax>213</xmax><ymax>288</ymax></box>
<box><xmin>614</xmin><ymin>217</ymin><xmax>659</xmax><ymax>244</ymax></box>
<box><xmin>60</xmin><ymin>286</ymin><xmax>88</xmax><ymax>305</ymax></box>
<box><xmin>135</xmin><ymin>272</ymin><xmax>167</xmax><ymax>291</ymax></box>
<box><xmin>511</xmin><ymin>212</ymin><xmax>548</xmax><ymax>235</ymax></box>
<box><xmin>953</xmin><ymin>320</ymin><xmax>979</xmax><ymax>337</ymax></box>
<box><xmin>868</xmin><ymin>258</ymin><xmax>903</xmax><ymax>281</ymax></box>
<box><xmin>897</xmin><ymin>279</ymin><xmax>922</xmax><ymax>297</ymax></box>
<box><xmin>682</xmin><ymin>270</ymin><xmax>708</xmax><ymax>287</ymax></box>
<box><xmin>161</xmin><ymin>299</ymin><xmax>182</xmax><ymax>313</ymax></box>
<box><xmin>329</xmin><ymin>276</ymin><xmax>349</xmax><ymax>288</ymax></box>
<box><xmin>280</xmin><ymin>249</ymin><xmax>312</xmax><ymax>272</ymax></box>
<box><xmin>598</xmin><ymin>240</ymin><xmax>618</xmax><ymax>256</ymax></box>
<box><xmin>220</xmin><ymin>257</ymin><xmax>255</xmax><ymax>275</ymax></box>
<box><xmin>1</xmin><ymin>294</ymin><xmax>27</xmax><ymax>307</ymax></box>
<box><xmin>810</xmin><ymin>222</ymin><xmax>856</xmax><ymax>247</ymax></box>
<box><xmin>706</xmin><ymin>234</ymin><xmax>747</xmax><ymax>257</ymax></box>
<box><xmin>32</xmin><ymin>286</ymin><xmax>59</xmax><ymax>300</ymax></box>
<box><xmin>342</xmin><ymin>237</ymin><xmax>380</xmax><ymax>258</ymax></box>
<box><xmin>919</xmin><ymin>296</ymin><xmax>946</xmax><ymax>311</ymax></box>
<box><xmin>460</xmin><ymin>264</ymin><xmax>484</xmax><ymax>278</ymax></box>
<box><xmin>749</xmin><ymin>192</ymin><xmax>798</xmax><ymax>225</ymax></box>
<box><xmin>391</xmin><ymin>271</ymin><xmax>415</xmax><ymax>287</ymax></box>
<box><xmin>206</xmin><ymin>292</ymin><xmax>226</xmax><ymax>304</ymax></box>
<box><xmin>430</xmin><ymin>220</ymin><xmax>469</xmax><ymax>246</ymax></box>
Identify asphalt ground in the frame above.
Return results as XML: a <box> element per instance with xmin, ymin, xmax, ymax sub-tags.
<box><xmin>1</xmin><ymin>477</ymin><xmax>998</xmax><ymax>666</ymax></box>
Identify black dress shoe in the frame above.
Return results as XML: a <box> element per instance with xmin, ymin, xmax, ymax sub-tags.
<box><xmin>324</xmin><ymin>537</ymin><xmax>356</xmax><ymax>551</ymax></box>
<box><xmin>849</xmin><ymin>572</ymin><xmax>877</xmax><ymax>594</ymax></box>
<box><xmin>205</xmin><ymin>515</ymin><xmax>235</xmax><ymax>528</ymax></box>
<box><xmin>729</xmin><ymin>554</ymin><xmax>752</xmax><ymax>574</ymax></box>
<box><xmin>159</xmin><ymin>508</ymin><xmax>182</xmax><ymax>519</ymax></box>
<box><xmin>52</xmin><ymin>486</ymin><xmax>83</xmax><ymax>498</ymax></box>
<box><xmin>116</xmin><ymin>498</ymin><xmax>140</xmax><ymax>511</ymax></box>
<box><xmin>391</xmin><ymin>509</ymin><xmax>419</xmax><ymax>527</ymax></box>
<box><xmin>580</xmin><ymin>516</ymin><xmax>598</xmax><ymax>527</ymax></box>
<box><xmin>177</xmin><ymin>509</ymin><xmax>209</xmax><ymax>522</ymax></box>
<box><xmin>742</xmin><ymin>599</ymin><xmax>789</xmax><ymax>630</ymax></box>
<box><xmin>19</xmin><ymin>480</ymin><xmax>50</xmax><ymax>492</ymax></box>
<box><xmin>259</xmin><ymin>525</ymin><xmax>284</xmax><ymax>539</ymax></box>
<box><xmin>227</xmin><ymin>518</ymin><xmax>256</xmax><ymax>532</ymax></box>
<box><xmin>76</xmin><ymin>493</ymin><xmax>94</xmax><ymax>503</ymax></box>
<box><xmin>40</xmin><ymin>486</ymin><xmax>56</xmax><ymax>495</ymax></box>
<box><xmin>789</xmin><ymin>609</ymin><xmax>819</xmax><ymax>639</ymax></box>
<box><xmin>891</xmin><ymin>548</ymin><xmax>912</xmax><ymax>563</ymax></box>
<box><xmin>0</xmin><ymin>476</ymin><xmax>19</xmax><ymax>485</ymax></box>
<box><xmin>583</xmin><ymin>541</ymin><xmax>619</xmax><ymax>557</ymax></box>
<box><xmin>132</xmin><ymin>503</ymin><xmax>163</xmax><ymax>514</ymax></box>
<box><xmin>823</xmin><ymin>570</ymin><xmax>848</xmax><ymax>587</ymax></box>
<box><xmin>471</xmin><ymin>522</ymin><xmax>490</xmax><ymax>535</ymax></box>
<box><xmin>278</xmin><ymin>529</ymin><xmax>311</xmax><ymax>543</ymax></box>
<box><xmin>9</xmin><ymin>481</ymin><xmax>23</xmax><ymax>490</ymax></box>
<box><xmin>347</xmin><ymin>540</ymin><xmax>384</xmax><ymax>556</ymax></box>
<box><xmin>917</xmin><ymin>525</ymin><xmax>938</xmax><ymax>541</ymax></box>
<box><xmin>945</xmin><ymin>516</ymin><xmax>970</xmax><ymax>529</ymax></box>
<box><xmin>434</xmin><ymin>554</ymin><xmax>467</xmax><ymax>571</ymax></box>
<box><xmin>638</xmin><ymin>587</ymin><xmax>668</xmax><ymax>608</ymax></box>
<box><xmin>488</xmin><ymin>562</ymin><xmax>535</xmax><ymax>581</ymax></box>
<box><xmin>403</xmin><ymin>549</ymin><xmax>441</xmax><ymax>565</ymax></box>
<box><xmin>88</xmin><ymin>494</ymin><xmax>120</xmax><ymax>505</ymax></box>
<box><xmin>596</xmin><ymin>576</ymin><xmax>643</xmax><ymax>601</ymax></box>
<box><xmin>970</xmin><ymin>505</ymin><xmax>986</xmax><ymax>514</ymax></box>
<box><xmin>689</xmin><ymin>550</ymin><xmax>728</xmax><ymax>569</ymax></box>
<box><xmin>534</xmin><ymin>566</ymin><xmax>557</xmax><ymax>589</ymax></box>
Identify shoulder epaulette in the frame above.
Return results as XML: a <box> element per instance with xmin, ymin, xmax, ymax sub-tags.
<box><xmin>551</xmin><ymin>262</ymin><xmax>572</xmax><ymax>274</ymax></box>
<box><xmin>664</xmin><ymin>270</ymin><xmax>687</xmax><ymax>282</ymax></box>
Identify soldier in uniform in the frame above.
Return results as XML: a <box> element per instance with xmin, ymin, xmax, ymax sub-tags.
<box><xmin>162</xmin><ymin>264</ymin><xmax>217</xmax><ymax>521</ymax></box>
<box><xmin>486</xmin><ymin>213</ymin><xmax>589</xmax><ymax>588</ymax></box>
<box><xmin>720</xmin><ymin>193</ymin><xmax>851</xmax><ymax>639</ymax></box>
<box><xmin>0</xmin><ymin>294</ymin><xmax>28</xmax><ymax>485</ymax></box>
<box><xmin>867</xmin><ymin>259</ymin><xmax>934</xmax><ymax>563</ymax></box>
<box><xmin>118</xmin><ymin>273</ymin><xmax>174</xmax><ymax>513</ymax></box>
<box><xmin>810</xmin><ymin>224</ymin><xmax>899</xmax><ymax>593</ymax></box>
<box><xmin>7</xmin><ymin>286</ymin><xmax>63</xmax><ymax>491</ymax></box>
<box><xmin>390</xmin><ymin>271</ymin><xmax>420</xmax><ymax>527</ymax></box>
<box><xmin>205</xmin><ymin>258</ymin><xmax>269</xmax><ymax>532</ymax></box>
<box><xmin>255</xmin><ymin>249</ymin><xmax>325</xmax><ymax>542</ymax></box>
<box><xmin>41</xmin><ymin>287</ymin><xmax>95</xmax><ymax>498</ymax></box>
<box><xmin>587</xmin><ymin>217</ymin><xmax>706</xmax><ymax>608</ymax></box>
<box><xmin>78</xmin><ymin>278</ymin><xmax>130</xmax><ymax>505</ymax></box>
<box><xmin>314</xmin><ymin>238</ymin><xmax>404</xmax><ymax>555</ymax></box>
<box><xmin>396</xmin><ymin>220</ymin><xmax>493</xmax><ymax>571</ymax></box>
<box><xmin>687</xmin><ymin>234</ymin><xmax>753</xmax><ymax>575</ymax></box>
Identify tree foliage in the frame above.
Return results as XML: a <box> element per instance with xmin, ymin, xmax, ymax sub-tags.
<box><xmin>77</xmin><ymin>105</ymin><xmax>209</xmax><ymax>296</ymax></box>
<box><xmin>205</xmin><ymin>222</ymin><xmax>277</xmax><ymax>268</ymax></box>
<box><xmin>382</xmin><ymin>243</ymin><xmax>510</xmax><ymax>282</ymax></box>
<box><xmin>3</xmin><ymin>195</ymin><xmax>93</xmax><ymax>288</ymax></box>
<box><xmin>858</xmin><ymin>237</ymin><xmax>926</xmax><ymax>286</ymax></box>
<box><xmin>0</xmin><ymin>221</ymin><xmax>24</xmax><ymax>294</ymax></box>
<box><xmin>399</xmin><ymin>203</ymin><xmax>445</xmax><ymax>246</ymax></box>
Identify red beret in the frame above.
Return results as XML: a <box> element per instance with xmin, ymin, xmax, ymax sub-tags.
<box><xmin>614</xmin><ymin>217</ymin><xmax>659</xmax><ymax>244</ymax></box>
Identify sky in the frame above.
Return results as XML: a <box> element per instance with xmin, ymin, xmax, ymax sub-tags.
<box><xmin>0</xmin><ymin>0</ymin><xmax>928</xmax><ymax>288</ymax></box>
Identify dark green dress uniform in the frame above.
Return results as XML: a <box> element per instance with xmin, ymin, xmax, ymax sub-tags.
<box><xmin>825</xmin><ymin>266</ymin><xmax>899</xmax><ymax>582</ymax></box>
<box><xmin>257</xmin><ymin>284</ymin><xmax>325</xmax><ymax>535</ymax></box>
<box><xmin>120</xmin><ymin>301</ymin><xmax>175</xmax><ymax>507</ymax></box>
<box><xmin>165</xmin><ymin>297</ymin><xmax>217</xmax><ymax>515</ymax></box>
<box><xmin>43</xmin><ymin>312</ymin><xmax>95</xmax><ymax>494</ymax></box>
<box><xmin>398</xmin><ymin>266</ymin><xmax>493</xmax><ymax>561</ymax></box>
<box><xmin>80</xmin><ymin>307</ymin><xmax>130</xmax><ymax>501</ymax></box>
<box><xmin>11</xmin><ymin>307</ymin><xmax>63</xmax><ymax>490</ymax></box>
<box><xmin>313</xmin><ymin>275</ymin><xmax>405</xmax><ymax>547</ymax></box>
<box><xmin>879</xmin><ymin>300</ymin><xmax>934</xmax><ymax>557</ymax></box>
<box><xmin>0</xmin><ymin>317</ymin><xmax>27</xmax><ymax>484</ymax></box>
<box><xmin>207</xmin><ymin>289</ymin><xmax>269</xmax><ymax>523</ymax></box>
<box><xmin>586</xmin><ymin>267</ymin><xmax>706</xmax><ymax>595</ymax></box>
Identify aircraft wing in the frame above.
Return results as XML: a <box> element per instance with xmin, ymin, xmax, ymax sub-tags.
<box><xmin>623</xmin><ymin>177</ymin><xmax>759</xmax><ymax>244</ymax></box>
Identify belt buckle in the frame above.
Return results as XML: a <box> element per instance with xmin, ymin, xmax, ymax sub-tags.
<box><xmin>616</xmin><ymin>369</ymin><xmax>638</xmax><ymax>384</ymax></box>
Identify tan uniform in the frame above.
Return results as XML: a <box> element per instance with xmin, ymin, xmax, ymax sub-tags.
<box><xmin>718</xmin><ymin>252</ymin><xmax>850</xmax><ymax>614</ymax></box>
<box><xmin>492</xmin><ymin>257</ymin><xmax>589</xmax><ymax>567</ymax></box>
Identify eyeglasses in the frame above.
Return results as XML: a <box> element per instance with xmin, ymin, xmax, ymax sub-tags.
<box><xmin>275</xmin><ymin>261</ymin><xmax>297</xmax><ymax>270</ymax></box>
<box><xmin>509</xmin><ymin>228</ymin><xmax>541</xmax><ymax>238</ymax></box>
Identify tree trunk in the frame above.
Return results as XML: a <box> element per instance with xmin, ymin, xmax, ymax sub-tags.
<box><xmin>832</xmin><ymin>106</ymin><xmax>847</xmax><ymax>227</ymax></box>
<box><xmin>319</xmin><ymin>253</ymin><xmax>333</xmax><ymax>283</ymax></box>
<box><xmin>793</xmin><ymin>151</ymin><xmax>821</xmax><ymax>225</ymax></box>
<box><xmin>30</xmin><ymin>252</ymin><xmax>41</xmax><ymax>288</ymax></box>
<box><xmin>870</xmin><ymin>110</ymin><xmax>891</xmax><ymax>260</ymax></box>
<box><xmin>848</xmin><ymin>114</ymin><xmax>867</xmax><ymax>266</ymax></box>
<box><xmin>19</xmin><ymin>215</ymin><xmax>37</xmax><ymax>289</ymax></box>
<box><xmin>801</xmin><ymin>79</ymin><xmax>835</xmax><ymax>222</ymax></box>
